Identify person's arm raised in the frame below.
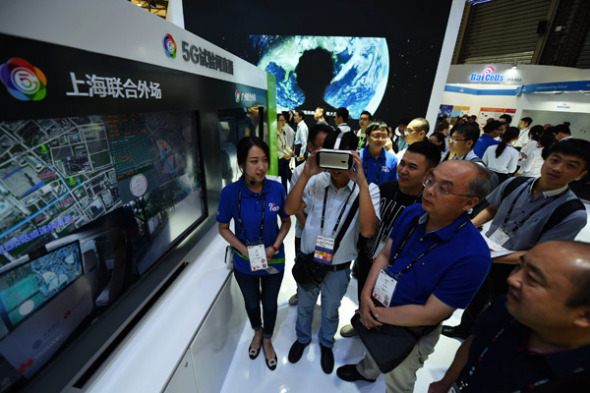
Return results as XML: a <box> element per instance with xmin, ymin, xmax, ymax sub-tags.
<box><xmin>284</xmin><ymin>150</ymin><xmax>321</xmax><ymax>215</ymax></box>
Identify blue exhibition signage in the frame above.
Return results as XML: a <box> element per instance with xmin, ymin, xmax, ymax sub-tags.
<box><xmin>444</xmin><ymin>85</ymin><xmax>516</xmax><ymax>95</ymax></box>
<box><xmin>518</xmin><ymin>80</ymin><xmax>590</xmax><ymax>94</ymax></box>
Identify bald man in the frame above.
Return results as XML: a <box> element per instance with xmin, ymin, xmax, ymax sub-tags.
<box><xmin>338</xmin><ymin>161</ymin><xmax>492</xmax><ymax>392</ymax></box>
<box><xmin>429</xmin><ymin>240</ymin><xmax>590</xmax><ymax>393</ymax></box>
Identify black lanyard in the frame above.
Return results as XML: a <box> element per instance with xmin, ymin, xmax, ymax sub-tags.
<box><xmin>455</xmin><ymin>319</ymin><xmax>570</xmax><ymax>392</ymax></box>
<box><xmin>321</xmin><ymin>184</ymin><xmax>356</xmax><ymax>237</ymax></box>
<box><xmin>502</xmin><ymin>179</ymin><xmax>566</xmax><ymax>233</ymax></box>
<box><xmin>375</xmin><ymin>190</ymin><xmax>422</xmax><ymax>248</ymax></box>
<box><xmin>237</xmin><ymin>190</ymin><xmax>266</xmax><ymax>246</ymax></box>
<box><xmin>388</xmin><ymin>217</ymin><xmax>469</xmax><ymax>279</ymax></box>
<box><xmin>363</xmin><ymin>152</ymin><xmax>385</xmax><ymax>184</ymax></box>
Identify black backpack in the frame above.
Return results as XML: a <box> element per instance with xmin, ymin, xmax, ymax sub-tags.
<box><xmin>500</xmin><ymin>177</ymin><xmax>585</xmax><ymax>233</ymax></box>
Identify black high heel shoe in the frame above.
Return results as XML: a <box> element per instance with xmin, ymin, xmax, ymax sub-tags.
<box><xmin>249</xmin><ymin>334</ymin><xmax>262</xmax><ymax>359</ymax></box>
<box><xmin>262</xmin><ymin>341</ymin><xmax>277</xmax><ymax>371</ymax></box>
<box><xmin>248</xmin><ymin>344</ymin><xmax>261</xmax><ymax>359</ymax></box>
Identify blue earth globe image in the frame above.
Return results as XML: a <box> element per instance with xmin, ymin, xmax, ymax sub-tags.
<box><xmin>250</xmin><ymin>35</ymin><xmax>389</xmax><ymax>119</ymax></box>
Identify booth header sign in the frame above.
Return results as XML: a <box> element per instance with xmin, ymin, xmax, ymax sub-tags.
<box><xmin>468</xmin><ymin>66</ymin><xmax>522</xmax><ymax>84</ymax></box>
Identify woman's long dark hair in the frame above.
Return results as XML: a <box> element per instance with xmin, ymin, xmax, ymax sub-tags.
<box><xmin>495</xmin><ymin>127</ymin><xmax>520</xmax><ymax>158</ymax></box>
<box><xmin>539</xmin><ymin>130</ymin><xmax>557</xmax><ymax>160</ymax></box>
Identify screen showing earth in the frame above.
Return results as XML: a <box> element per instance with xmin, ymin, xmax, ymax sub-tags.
<box><xmin>251</xmin><ymin>35</ymin><xmax>389</xmax><ymax>118</ymax></box>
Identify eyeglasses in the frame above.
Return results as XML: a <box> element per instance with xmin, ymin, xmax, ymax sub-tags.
<box><xmin>423</xmin><ymin>176</ymin><xmax>475</xmax><ymax>197</ymax></box>
<box><xmin>360</xmin><ymin>117</ymin><xmax>370</xmax><ymax>121</ymax></box>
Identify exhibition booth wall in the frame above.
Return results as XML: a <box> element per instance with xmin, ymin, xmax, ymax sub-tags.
<box><xmin>0</xmin><ymin>0</ymin><xmax>272</xmax><ymax>392</ymax></box>
<box><xmin>441</xmin><ymin>64</ymin><xmax>590</xmax><ymax>140</ymax></box>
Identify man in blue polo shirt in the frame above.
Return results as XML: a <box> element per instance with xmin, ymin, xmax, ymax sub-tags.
<box><xmin>429</xmin><ymin>240</ymin><xmax>590</xmax><ymax>393</ymax></box>
<box><xmin>337</xmin><ymin>161</ymin><xmax>492</xmax><ymax>393</ymax></box>
<box><xmin>473</xmin><ymin>120</ymin><xmax>503</xmax><ymax>158</ymax></box>
<box><xmin>359</xmin><ymin>121</ymin><xmax>398</xmax><ymax>186</ymax></box>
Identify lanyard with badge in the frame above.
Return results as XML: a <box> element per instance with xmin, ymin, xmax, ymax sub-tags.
<box><xmin>371</xmin><ymin>189</ymin><xmax>422</xmax><ymax>259</ymax></box>
<box><xmin>373</xmin><ymin>218</ymin><xmax>468</xmax><ymax>307</ymax></box>
<box><xmin>363</xmin><ymin>154</ymin><xmax>385</xmax><ymax>185</ymax></box>
<box><xmin>238</xmin><ymin>191</ymin><xmax>268</xmax><ymax>271</ymax></box>
<box><xmin>489</xmin><ymin>179</ymin><xmax>565</xmax><ymax>246</ymax></box>
<box><xmin>314</xmin><ymin>184</ymin><xmax>357</xmax><ymax>265</ymax></box>
<box><xmin>451</xmin><ymin>319</ymin><xmax>571</xmax><ymax>393</ymax></box>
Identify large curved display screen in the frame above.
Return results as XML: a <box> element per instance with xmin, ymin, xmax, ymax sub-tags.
<box><xmin>0</xmin><ymin>110</ymin><xmax>205</xmax><ymax>390</ymax></box>
<box><xmin>251</xmin><ymin>35</ymin><xmax>389</xmax><ymax>119</ymax></box>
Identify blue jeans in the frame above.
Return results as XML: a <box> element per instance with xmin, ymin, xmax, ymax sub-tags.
<box><xmin>233</xmin><ymin>269</ymin><xmax>284</xmax><ymax>338</ymax></box>
<box><xmin>295</xmin><ymin>267</ymin><xmax>351</xmax><ymax>348</ymax></box>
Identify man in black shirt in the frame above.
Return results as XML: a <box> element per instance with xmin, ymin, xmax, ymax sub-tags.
<box><xmin>429</xmin><ymin>240</ymin><xmax>590</xmax><ymax>393</ymax></box>
<box><xmin>340</xmin><ymin>140</ymin><xmax>442</xmax><ymax>338</ymax></box>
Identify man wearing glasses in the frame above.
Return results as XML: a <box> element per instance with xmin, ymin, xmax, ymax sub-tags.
<box><xmin>337</xmin><ymin>160</ymin><xmax>492</xmax><ymax>393</ymax></box>
<box><xmin>442</xmin><ymin>123</ymin><xmax>481</xmax><ymax>164</ymax></box>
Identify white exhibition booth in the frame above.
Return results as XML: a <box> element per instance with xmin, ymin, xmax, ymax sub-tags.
<box><xmin>441</xmin><ymin>64</ymin><xmax>590</xmax><ymax>140</ymax></box>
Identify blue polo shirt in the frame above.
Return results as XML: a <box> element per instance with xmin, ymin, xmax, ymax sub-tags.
<box><xmin>360</xmin><ymin>147</ymin><xmax>398</xmax><ymax>186</ymax></box>
<box><xmin>473</xmin><ymin>134</ymin><xmax>500</xmax><ymax>158</ymax></box>
<box><xmin>386</xmin><ymin>204</ymin><xmax>491</xmax><ymax>309</ymax></box>
<box><xmin>216</xmin><ymin>177</ymin><xmax>288</xmax><ymax>275</ymax></box>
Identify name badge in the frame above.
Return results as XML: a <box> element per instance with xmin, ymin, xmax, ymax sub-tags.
<box><xmin>489</xmin><ymin>227</ymin><xmax>510</xmax><ymax>246</ymax></box>
<box><xmin>248</xmin><ymin>244</ymin><xmax>268</xmax><ymax>271</ymax></box>
<box><xmin>314</xmin><ymin>235</ymin><xmax>335</xmax><ymax>265</ymax></box>
<box><xmin>372</xmin><ymin>269</ymin><xmax>397</xmax><ymax>307</ymax></box>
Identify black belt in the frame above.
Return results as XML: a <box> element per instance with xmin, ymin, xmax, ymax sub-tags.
<box><xmin>328</xmin><ymin>261</ymin><xmax>351</xmax><ymax>272</ymax></box>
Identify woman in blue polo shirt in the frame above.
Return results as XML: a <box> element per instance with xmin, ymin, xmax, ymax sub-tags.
<box><xmin>217</xmin><ymin>137</ymin><xmax>291</xmax><ymax>371</ymax></box>
<box><xmin>360</xmin><ymin>122</ymin><xmax>398</xmax><ymax>186</ymax></box>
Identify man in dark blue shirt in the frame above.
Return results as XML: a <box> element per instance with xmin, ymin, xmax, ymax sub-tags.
<box><xmin>473</xmin><ymin>120</ymin><xmax>503</xmax><ymax>158</ymax></box>
<box><xmin>337</xmin><ymin>161</ymin><xmax>492</xmax><ymax>392</ymax></box>
<box><xmin>429</xmin><ymin>240</ymin><xmax>590</xmax><ymax>393</ymax></box>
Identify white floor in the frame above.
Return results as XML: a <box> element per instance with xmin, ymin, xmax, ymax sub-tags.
<box><xmin>219</xmin><ymin>201</ymin><xmax>590</xmax><ymax>393</ymax></box>
<box><xmin>218</xmin><ymin>217</ymin><xmax>463</xmax><ymax>393</ymax></box>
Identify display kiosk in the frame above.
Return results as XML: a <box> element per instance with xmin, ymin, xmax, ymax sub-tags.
<box><xmin>0</xmin><ymin>1</ymin><xmax>274</xmax><ymax>391</ymax></box>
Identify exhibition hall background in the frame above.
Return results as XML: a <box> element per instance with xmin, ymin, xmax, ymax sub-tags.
<box><xmin>183</xmin><ymin>0</ymin><xmax>454</xmax><ymax>124</ymax></box>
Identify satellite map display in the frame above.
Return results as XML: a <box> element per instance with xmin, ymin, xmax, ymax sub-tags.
<box><xmin>0</xmin><ymin>111</ymin><xmax>204</xmax><ymax>268</ymax></box>
<box><xmin>0</xmin><ymin>242</ymin><xmax>82</xmax><ymax>328</ymax></box>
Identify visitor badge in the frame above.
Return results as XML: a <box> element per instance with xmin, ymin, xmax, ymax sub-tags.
<box><xmin>248</xmin><ymin>244</ymin><xmax>268</xmax><ymax>271</ymax></box>
<box><xmin>314</xmin><ymin>235</ymin><xmax>335</xmax><ymax>265</ymax></box>
<box><xmin>489</xmin><ymin>227</ymin><xmax>510</xmax><ymax>246</ymax></box>
<box><xmin>372</xmin><ymin>269</ymin><xmax>397</xmax><ymax>307</ymax></box>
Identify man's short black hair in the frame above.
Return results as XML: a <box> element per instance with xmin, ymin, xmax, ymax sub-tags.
<box><xmin>336</xmin><ymin>107</ymin><xmax>349</xmax><ymax>122</ymax></box>
<box><xmin>323</xmin><ymin>130</ymin><xmax>358</xmax><ymax>151</ymax></box>
<box><xmin>554</xmin><ymin>123</ymin><xmax>571</xmax><ymax>136</ymax></box>
<box><xmin>521</xmin><ymin>117</ymin><xmax>533</xmax><ymax>126</ymax></box>
<box><xmin>406</xmin><ymin>140</ymin><xmax>442</xmax><ymax>169</ymax></box>
<box><xmin>294</xmin><ymin>109</ymin><xmax>305</xmax><ymax>120</ymax></box>
<box><xmin>365</xmin><ymin>121</ymin><xmax>388</xmax><ymax>137</ymax></box>
<box><xmin>308</xmin><ymin>124</ymin><xmax>334</xmax><ymax>147</ymax></box>
<box><xmin>483</xmin><ymin>120</ymin><xmax>503</xmax><ymax>134</ymax></box>
<box><xmin>360</xmin><ymin>110</ymin><xmax>372</xmax><ymax>120</ymax></box>
<box><xmin>499</xmin><ymin>114</ymin><xmax>512</xmax><ymax>124</ymax></box>
<box><xmin>547</xmin><ymin>138</ymin><xmax>590</xmax><ymax>170</ymax></box>
<box><xmin>452</xmin><ymin>123</ymin><xmax>480</xmax><ymax>146</ymax></box>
